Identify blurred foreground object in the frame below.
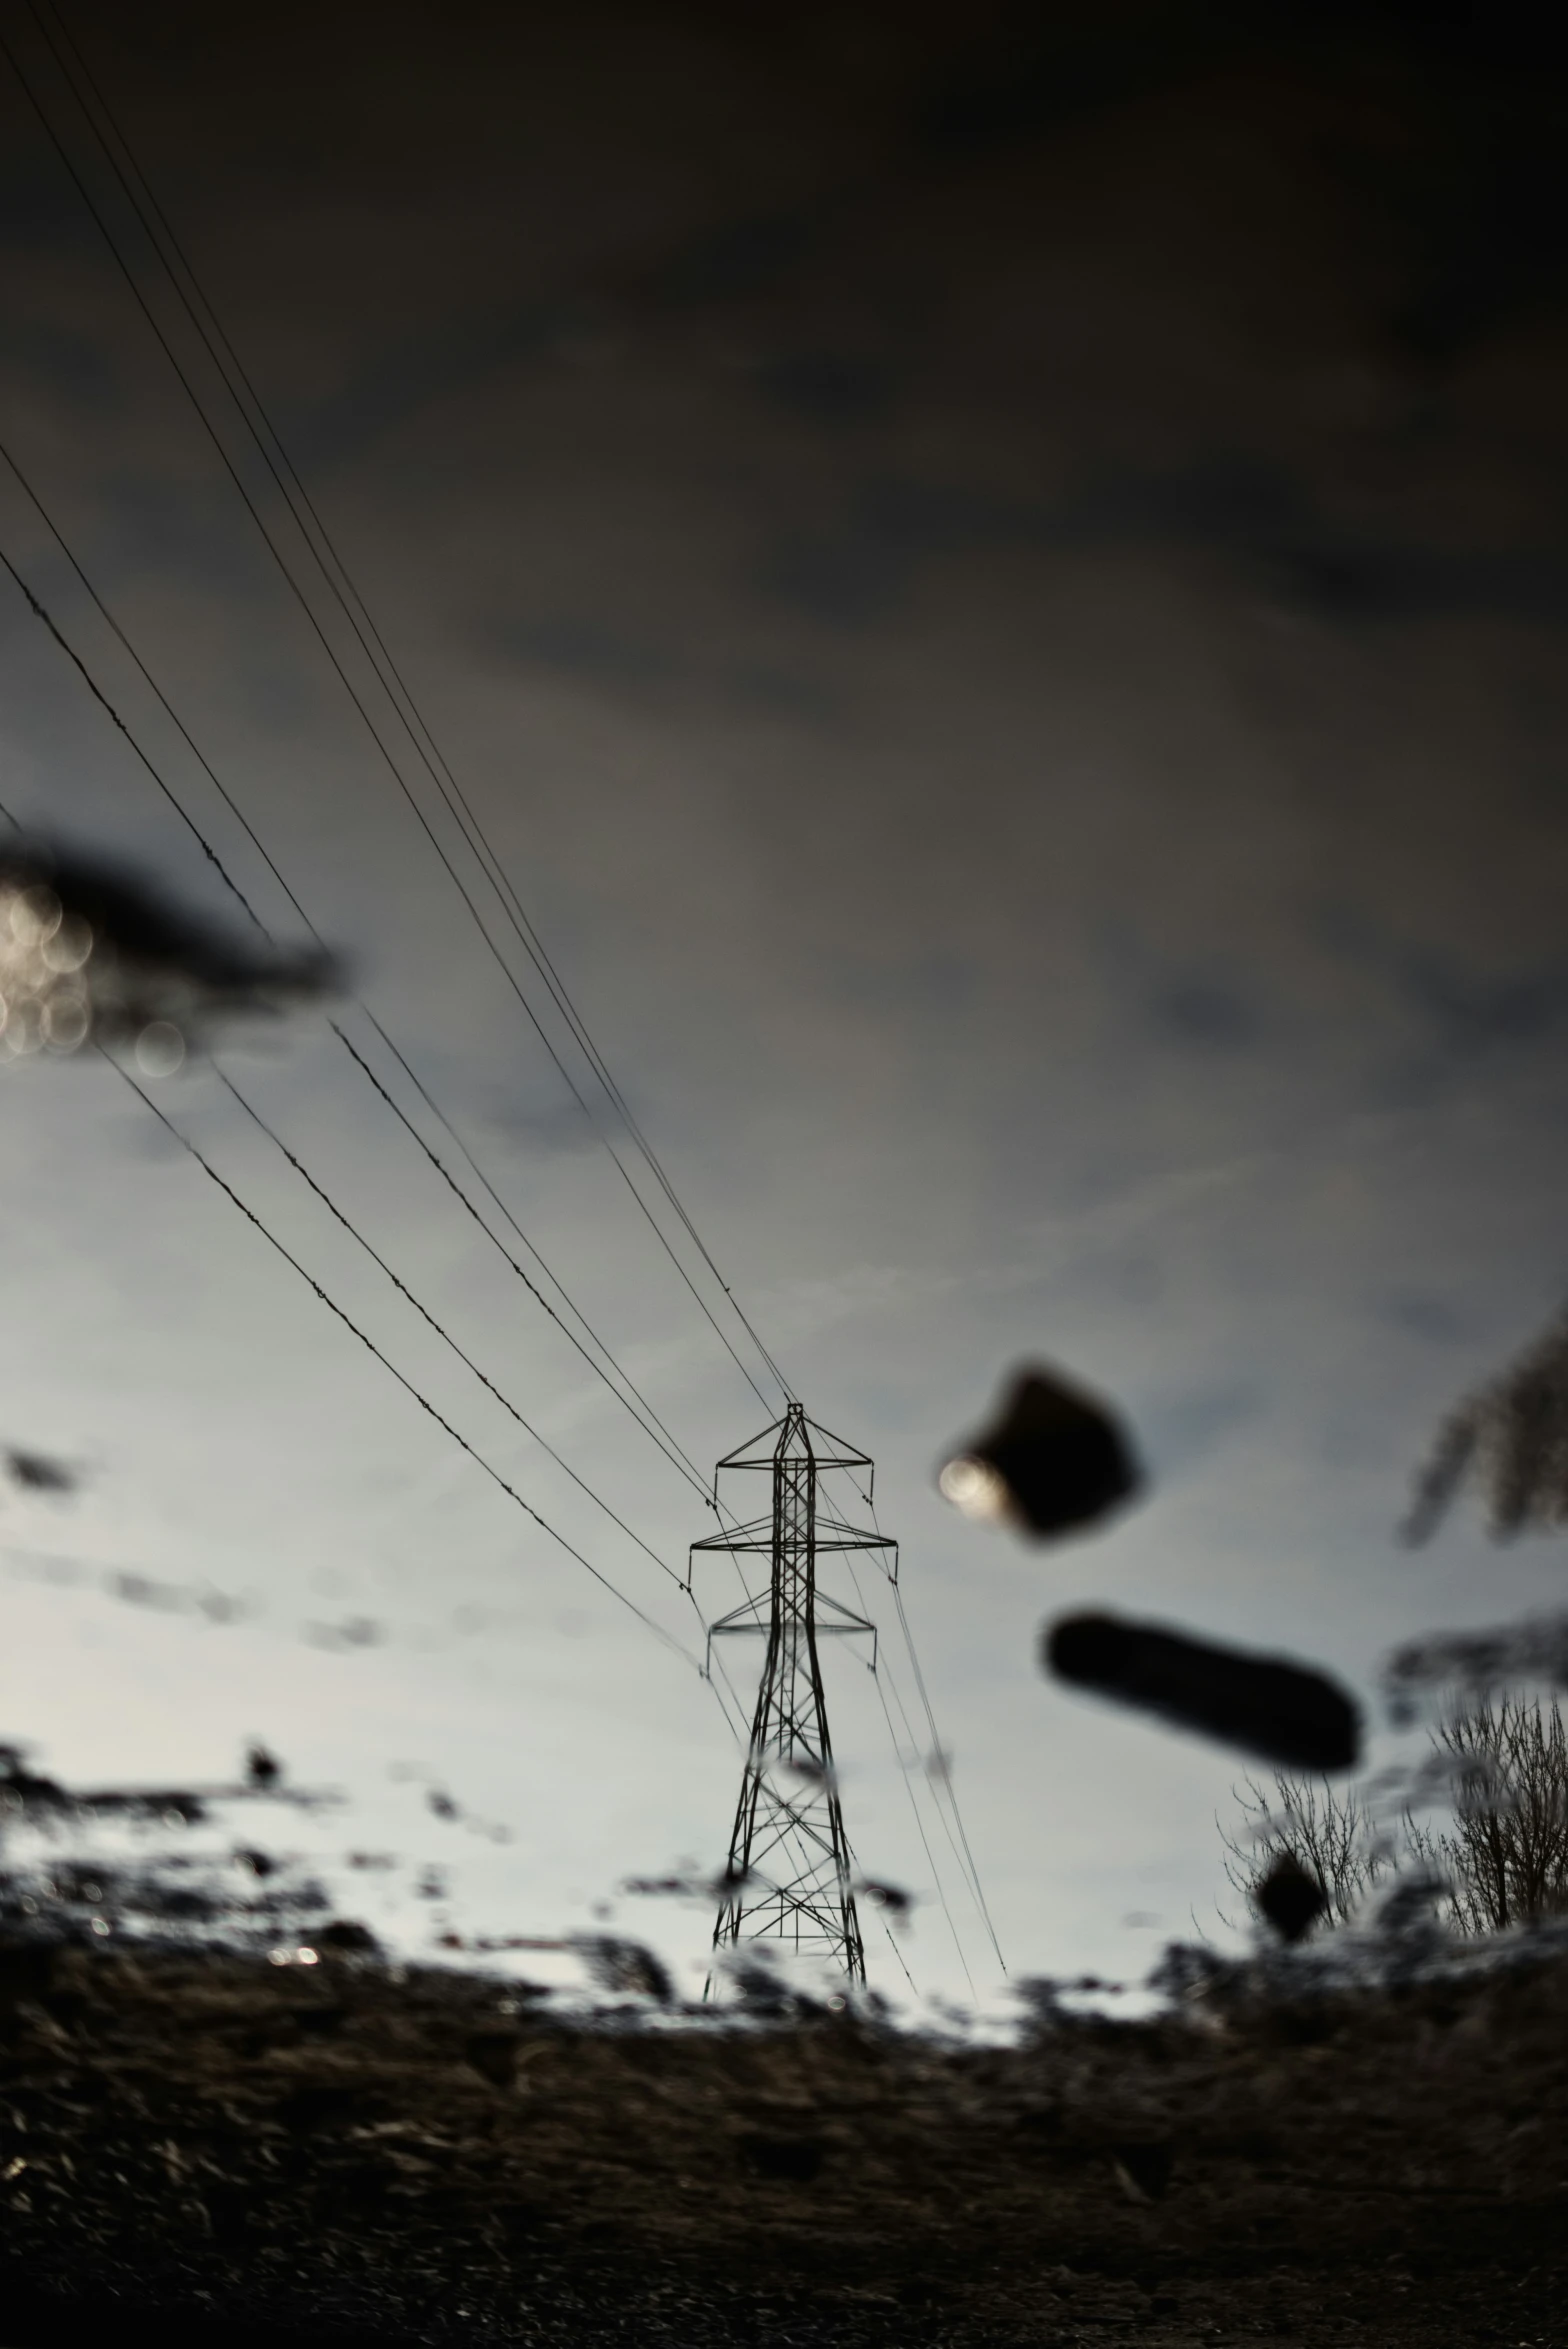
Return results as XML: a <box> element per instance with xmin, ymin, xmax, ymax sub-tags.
<box><xmin>5</xmin><ymin>1449</ymin><xmax>77</xmax><ymax>1495</ymax></box>
<box><xmin>1383</xmin><ymin>1611</ymin><xmax>1568</xmax><ymax>1719</ymax></box>
<box><xmin>1404</xmin><ymin>1306</ymin><xmax>1568</xmax><ymax>1542</ymax></box>
<box><xmin>1045</xmin><ymin>1610</ymin><xmax>1361</xmax><ymax>1771</ymax></box>
<box><xmin>1255</xmin><ymin>1852</ymin><xmax>1329</xmax><ymax>1945</ymax></box>
<box><xmin>0</xmin><ymin>840</ymin><xmax>337</xmax><ymax>1069</ymax></box>
<box><xmin>939</xmin><ymin>1363</ymin><xmax>1142</xmax><ymax>1538</ymax></box>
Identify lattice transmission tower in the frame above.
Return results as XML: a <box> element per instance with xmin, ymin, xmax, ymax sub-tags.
<box><xmin>694</xmin><ymin>1402</ymin><xmax>895</xmax><ymax>1985</ymax></box>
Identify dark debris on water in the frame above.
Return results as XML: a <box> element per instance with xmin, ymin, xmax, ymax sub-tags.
<box><xmin>1044</xmin><ymin>1609</ymin><xmax>1361</xmax><ymax>1772</ymax></box>
<box><xmin>938</xmin><ymin>1363</ymin><xmax>1142</xmax><ymax>1540</ymax></box>
<box><xmin>4</xmin><ymin>1449</ymin><xmax>78</xmax><ymax>1495</ymax></box>
<box><xmin>1255</xmin><ymin>1853</ymin><xmax>1329</xmax><ymax>1945</ymax></box>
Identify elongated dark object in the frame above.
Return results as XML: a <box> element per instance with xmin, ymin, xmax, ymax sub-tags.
<box><xmin>1045</xmin><ymin>1610</ymin><xmax>1361</xmax><ymax>1772</ymax></box>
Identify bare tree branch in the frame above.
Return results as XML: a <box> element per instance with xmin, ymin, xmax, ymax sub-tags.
<box><xmin>1405</xmin><ymin>1309</ymin><xmax>1568</xmax><ymax>1543</ymax></box>
<box><xmin>1219</xmin><ymin>1696</ymin><xmax>1568</xmax><ymax>1940</ymax></box>
<box><xmin>1219</xmin><ymin>1772</ymin><xmax>1391</xmax><ymax>1933</ymax></box>
<box><xmin>1412</xmin><ymin>1696</ymin><xmax>1568</xmax><ymax>1934</ymax></box>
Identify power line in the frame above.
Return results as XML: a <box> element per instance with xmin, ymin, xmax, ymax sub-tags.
<box><xmin>0</xmin><ymin>541</ymin><xmax>268</xmax><ymax>936</ymax></box>
<box><xmin>3</xmin><ymin>21</ymin><xmax>806</xmax><ymax>1776</ymax></box>
<box><xmin>5</xmin><ymin>18</ymin><xmax>982</xmax><ymax>1992</ymax></box>
<box><xmin>878</xmin><ymin>1910</ymin><xmax>920</xmax><ymax>1998</ymax></box>
<box><xmin>9</xmin><ymin>3</ymin><xmax>788</xmax><ymax>1413</ymax></box>
<box><xmin>889</xmin><ymin>1574</ymin><xmax>1006</xmax><ymax>1974</ymax></box>
<box><xmin>824</xmin><ymin>1463</ymin><xmax>1004</xmax><ymax>1977</ymax></box>
<box><xmin>0</xmin><ymin>547</ymin><xmax>746</xmax><ymax>1685</ymax></box>
<box><xmin>836</xmin><ymin>1536</ymin><xmax>981</xmax><ymax>1997</ymax></box>
<box><xmin>3</xmin><ymin>594</ymin><xmax>930</xmax><ymax>1991</ymax></box>
<box><xmin>0</xmin><ymin>406</ymin><xmax>779</xmax><ymax>1764</ymax></box>
<box><xmin>99</xmin><ymin>1047</ymin><xmax>702</xmax><ymax>1673</ymax></box>
<box><xmin>842</xmin><ymin>1466</ymin><xmax>1006</xmax><ymax>1973</ymax></box>
<box><xmin>217</xmin><ymin>1038</ymin><xmax>764</xmax><ymax>1739</ymax></box>
<box><xmin>865</xmin><ymin>1643</ymin><xmax>977</xmax><ymax>2003</ymax></box>
<box><xmin>208</xmin><ymin>1057</ymin><xmax>688</xmax><ymax>1591</ymax></box>
<box><xmin>1</xmin><ymin>535</ymin><xmax>979</xmax><ymax>1989</ymax></box>
<box><xmin>154</xmin><ymin>1054</ymin><xmax>755</xmax><ymax>1774</ymax></box>
<box><xmin>0</xmin><ymin>451</ymin><xmax>713</xmax><ymax>1501</ymax></box>
<box><xmin>328</xmin><ymin>1021</ymin><xmax>713</xmax><ymax>1501</ymax></box>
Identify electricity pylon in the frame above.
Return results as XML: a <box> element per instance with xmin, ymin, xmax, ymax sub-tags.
<box><xmin>693</xmin><ymin>1401</ymin><xmax>895</xmax><ymax>1986</ymax></box>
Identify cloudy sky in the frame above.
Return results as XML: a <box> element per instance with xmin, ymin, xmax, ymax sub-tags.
<box><xmin>1</xmin><ymin>0</ymin><xmax>1566</xmax><ymax>2010</ymax></box>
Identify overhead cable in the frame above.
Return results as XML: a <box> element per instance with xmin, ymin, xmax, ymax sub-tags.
<box><xmin>8</xmin><ymin>4</ymin><xmax>788</xmax><ymax>1413</ymax></box>
<box><xmin>0</xmin><ymin>552</ymin><xmax>754</xmax><ymax>1712</ymax></box>
<box><xmin>832</xmin><ymin>1466</ymin><xmax>1005</xmax><ymax>1975</ymax></box>
<box><xmin>0</xmin><ymin>448</ymin><xmax>713</xmax><ymax>1502</ymax></box>
<box><xmin>890</xmin><ymin>1574</ymin><xmax>1007</xmax><ymax>1973</ymax></box>
<box><xmin>100</xmin><ymin>1049</ymin><xmax>702</xmax><ymax>1673</ymax></box>
<box><xmin>208</xmin><ymin>1059</ymin><xmax>689</xmax><ymax>1591</ymax></box>
<box><xmin>0</xmin><ymin>557</ymin><xmax>756</xmax><ymax>1759</ymax></box>
<box><xmin>837</xmin><ymin>1538</ymin><xmax>981</xmax><ymax>1997</ymax></box>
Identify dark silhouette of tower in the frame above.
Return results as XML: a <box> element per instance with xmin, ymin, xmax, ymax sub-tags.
<box><xmin>694</xmin><ymin>1402</ymin><xmax>895</xmax><ymax>1984</ymax></box>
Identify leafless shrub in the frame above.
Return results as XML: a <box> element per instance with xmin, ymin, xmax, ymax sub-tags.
<box><xmin>1402</xmin><ymin>1694</ymin><xmax>1568</xmax><ymax>1934</ymax></box>
<box><xmin>1222</xmin><ymin>1697</ymin><xmax>1568</xmax><ymax>1943</ymax></box>
<box><xmin>1220</xmin><ymin>1772</ymin><xmax>1393</xmax><ymax>1935</ymax></box>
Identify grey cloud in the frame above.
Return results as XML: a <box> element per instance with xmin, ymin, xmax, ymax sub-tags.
<box><xmin>756</xmin><ymin>351</ymin><xmax>898</xmax><ymax>429</ymax></box>
<box><xmin>910</xmin><ymin>4</ymin><xmax>1568</xmax><ymax>374</ymax></box>
<box><xmin>281</xmin><ymin>203</ymin><xmax>840</xmax><ymax>473</ymax></box>
<box><xmin>1103</xmin><ymin>931</ymin><xmax>1278</xmax><ymax>1060</ymax></box>
<box><xmin>1270</xmin><ymin>544</ymin><xmax>1568</xmax><ymax>627</ymax></box>
<box><xmin>407</xmin><ymin>1049</ymin><xmax>601</xmax><ymax>1160</ymax></box>
<box><xmin>489</xmin><ymin>615</ymin><xmax>677</xmax><ymax>691</ymax></box>
<box><xmin>90</xmin><ymin>476</ymin><xmax>288</xmax><ymax>609</ymax></box>
<box><xmin>718</xmin><ymin>663</ymin><xmax>843</xmax><ymax>724</ymax></box>
<box><xmin>477</xmin><ymin>617</ymin><xmax>842</xmax><ymax>725</ymax></box>
<box><xmin>912</xmin><ymin>10</ymin><xmax>1235</xmax><ymax>161</ymax></box>
<box><xmin>756</xmin><ymin>460</ymin><xmax>1568</xmax><ymax>630</ymax></box>
<box><xmin>1319</xmin><ymin>912</ymin><xmax>1568</xmax><ymax>1060</ymax></box>
<box><xmin>823</xmin><ymin>947</ymin><xmax>978</xmax><ymax>1024</ymax></box>
<box><xmin>285</xmin><ymin>297</ymin><xmax>559</xmax><ymax>473</ymax></box>
<box><xmin>754</xmin><ymin>527</ymin><xmax>906</xmax><ymax>627</ymax></box>
<box><xmin>655</xmin><ymin>208</ymin><xmax>826</xmax><ymax>307</ymax></box>
<box><xmin>1137</xmin><ymin>1381</ymin><xmax>1261</xmax><ymax>1476</ymax></box>
<box><xmin>1405</xmin><ymin>961</ymin><xmax>1568</xmax><ymax>1055</ymax></box>
<box><xmin>481</xmin><ymin>1099</ymin><xmax>601</xmax><ymax>1159</ymax></box>
<box><xmin>0</xmin><ymin>321</ymin><xmax>120</xmax><ymax>413</ymax></box>
<box><xmin>1379</xmin><ymin>1291</ymin><xmax>1474</xmax><ymax>1347</ymax></box>
<box><xmin>1148</xmin><ymin>977</ymin><xmax>1266</xmax><ymax>1054</ymax></box>
<box><xmin>0</xmin><ymin>164</ymin><xmax>87</xmax><ymax>253</ymax></box>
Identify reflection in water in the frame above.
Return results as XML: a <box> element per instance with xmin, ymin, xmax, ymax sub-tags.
<box><xmin>1</xmin><ymin>0</ymin><xmax>1566</xmax><ymax>2330</ymax></box>
<box><xmin>1405</xmin><ymin>1306</ymin><xmax>1568</xmax><ymax>1542</ymax></box>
